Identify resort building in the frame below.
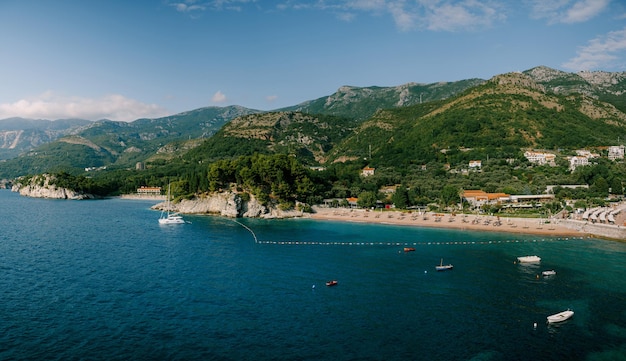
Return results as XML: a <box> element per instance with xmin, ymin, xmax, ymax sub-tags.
<box><xmin>346</xmin><ymin>197</ymin><xmax>358</xmax><ymax>208</ymax></box>
<box><xmin>462</xmin><ymin>190</ymin><xmax>510</xmax><ymax>208</ymax></box>
<box><xmin>137</xmin><ymin>186</ymin><xmax>162</xmax><ymax>195</ymax></box>
<box><xmin>462</xmin><ymin>190</ymin><xmax>555</xmax><ymax>209</ymax></box>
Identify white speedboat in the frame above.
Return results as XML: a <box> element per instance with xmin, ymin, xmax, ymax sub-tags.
<box><xmin>517</xmin><ymin>255</ymin><xmax>541</xmax><ymax>263</ymax></box>
<box><xmin>547</xmin><ymin>309</ymin><xmax>574</xmax><ymax>323</ymax></box>
<box><xmin>542</xmin><ymin>270</ymin><xmax>556</xmax><ymax>276</ymax></box>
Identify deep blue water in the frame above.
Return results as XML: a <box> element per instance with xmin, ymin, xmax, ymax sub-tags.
<box><xmin>0</xmin><ymin>190</ymin><xmax>625</xmax><ymax>360</ymax></box>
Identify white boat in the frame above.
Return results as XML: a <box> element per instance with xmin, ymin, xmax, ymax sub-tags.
<box><xmin>435</xmin><ymin>258</ymin><xmax>453</xmax><ymax>271</ymax></box>
<box><xmin>542</xmin><ymin>270</ymin><xmax>556</xmax><ymax>276</ymax></box>
<box><xmin>517</xmin><ymin>255</ymin><xmax>541</xmax><ymax>263</ymax></box>
<box><xmin>547</xmin><ymin>309</ymin><xmax>574</xmax><ymax>323</ymax></box>
<box><xmin>159</xmin><ymin>184</ymin><xmax>185</xmax><ymax>225</ymax></box>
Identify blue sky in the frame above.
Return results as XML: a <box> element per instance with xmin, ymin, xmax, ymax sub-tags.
<box><xmin>0</xmin><ymin>0</ymin><xmax>625</xmax><ymax>121</ymax></box>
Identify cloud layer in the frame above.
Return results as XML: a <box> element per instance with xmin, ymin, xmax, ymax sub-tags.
<box><xmin>563</xmin><ymin>27</ymin><xmax>626</xmax><ymax>70</ymax></box>
<box><xmin>0</xmin><ymin>92</ymin><xmax>170</xmax><ymax>122</ymax></box>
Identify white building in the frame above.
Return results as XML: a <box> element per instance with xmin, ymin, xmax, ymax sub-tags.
<box><xmin>524</xmin><ymin>151</ymin><xmax>556</xmax><ymax>166</ymax></box>
<box><xmin>468</xmin><ymin>160</ymin><xmax>482</xmax><ymax>169</ymax></box>
<box><xmin>575</xmin><ymin>149</ymin><xmax>599</xmax><ymax>158</ymax></box>
<box><xmin>608</xmin><ymin>145</ymin><xmax>625</xmax><ymax>160</ymax></box>
<box><xmin>569</xmin><ymin>156</ymin><xmax>589</xmax><ymax>171</ymax></box>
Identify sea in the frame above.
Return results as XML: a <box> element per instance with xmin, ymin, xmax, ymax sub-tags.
<box><xmin>0</xmin><ymin>190</ymin><xmax>625</xmax><ymax>361</ymax></box>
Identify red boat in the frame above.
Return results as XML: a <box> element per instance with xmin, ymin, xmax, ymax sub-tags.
<box><xmin>404</xmin><ymin>247</ymin><xmax>416</xmax><ymax>252</ymax></box>
<box><xmin>326</xmin><ymin>280</ymin><xmax>338</xmax><ymax>287</ymax></box>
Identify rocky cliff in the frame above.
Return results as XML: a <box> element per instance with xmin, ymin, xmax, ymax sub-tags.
<box><xmin>11</xmin><ymin>174</ymin><xmax>95</xmax><ymax>200</ymax></box>
<box><xmin>151</xmin><ymin>191</ymin><xmax>305</xmax><ymax>219</ymax></box>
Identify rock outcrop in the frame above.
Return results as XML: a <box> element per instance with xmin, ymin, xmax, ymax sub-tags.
<box><xmin>11</xmin><ymin>174</ymin><xmax>95</xmax><ymax>200</ymax></box>
<box><xmin>151</xmin><ymin>191</ymin><xmax>305</xmax><ymax>219</ymax></box>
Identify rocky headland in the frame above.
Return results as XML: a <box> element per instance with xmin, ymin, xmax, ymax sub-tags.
<box><xmin>151</xmin><ymin>191</ymin><xmax>306</xmax><ymax>219</ymax></box>
<box><xmin>11</xmin><ymin>174</ymin><xmax>96</xmax><ymax>200</ymax></box>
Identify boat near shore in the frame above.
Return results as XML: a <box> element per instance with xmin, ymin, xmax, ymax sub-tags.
<box><xmin>542</xmin><ymin>270</ymin><xmax>556</xmax><ymax>276</ymax></box>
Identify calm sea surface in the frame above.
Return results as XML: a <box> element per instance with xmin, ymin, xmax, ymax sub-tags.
<box><xmin>0</xmin><ymin>190</ymin><xmax>625</xmax><ymax>360</ymax></box>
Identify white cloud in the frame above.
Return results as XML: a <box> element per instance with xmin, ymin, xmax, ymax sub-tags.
<box><xmin>171</xmin><ymin>1</ymin><xmax>505</xmax><ymax>32</ymax></box>
<box><xmin>0</xmin><ymin>92</ymin><xmax>169</xmax><ymax>122</ymax></box>
<box><xmin>211</xmin><ymin>90</ymin><xmax>228</xmax><ymax>103</ymax></box>
<box><xmin>421</xmin><ymin>0</ymin><xmax>504</xmax><ymax>32</ymax></box>
<box><xmin>322</xmin><ymin>1</ymin><xmax>506</xmax><ymax>31</ymax></box>
<box><xmin>562</xmin><ymin>27</ymin><xmax>626</xmax><ymax>70</ymax></box>
<box><xmin>529</xmin><ymin>0</ymin><xmax>609</xmax><ymax>24</ymax></box>
<box><xmin>169</xmin><ymin>0</ymin><xmax>257</xmax><ymax>13</ymax></box>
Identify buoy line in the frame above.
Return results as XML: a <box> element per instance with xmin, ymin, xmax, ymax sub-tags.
<box><xmin>231</xmin><ymin>219</ymin><xmax>258</xmax><ymax>243</ymax></box>
<box><xmin>228</xmin><ymin>220</ymin><xmax>584</xmax><ymax>246</ymax></box>
<box><xmin>255</xmin><ymin>237</ymin><xmax>582</xmax><ymax>246</ymax></box>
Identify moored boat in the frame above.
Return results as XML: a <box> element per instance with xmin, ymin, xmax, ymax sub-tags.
<box><xmin>159</xmin><ymin>183</ymin><xmax>185</xmax><ymax>225</ymax></box>
<box><xmin>435</xmin><ymin>258</ymin><xmax>453</xmax><ymax>271</ymax></box>
<box><xmin>547</xmin><ymin>309</ymin><xmax>574</xmax><ymax>323</ymax></box>
<box><xmin>404</xmin><ymin>247</ymin><xmax>416</xmax><ymax>252</ymax></box>
<box><xmin>517</xmin><ymin>255</ymin><xmax>541</xmax><ymax>263</ymax></box>
<box><xmin>542</xmin><ymin>270</ymin><xmax>556</xmax><ymax>276</ymax></box>
<box><xmin>326</xmin><ymin>280</ymin><xmax>338</xmax><ymax>287</ymax></box>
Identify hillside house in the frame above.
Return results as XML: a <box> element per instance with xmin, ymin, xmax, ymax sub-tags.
<box><xmin>361</xmin><ymin>167</ymin><xmax>375</xmax><ymax>177</ymax></box>
<box><xmin>575</xmin><ymin>149</ymin><xmax>599</xmax><ymax>158</ymax></box>
<box><xmin>468</xmin><ymin>160</ymin><xmax>482</xmax><ymax>169</ymax></box>
<box><xmin>569</xmin><ymin>156</ymin><xmax>589</xmax><ymax>171</ymax></box>
<box><xmin>524</xmin><ymin>151</ymin><xmax>556</xmax><ymax>166</ymax></box>
<box><xmin>608</xmin><ymin>145</ymin><xmax>625</xmax><ymax>160</ymax></box>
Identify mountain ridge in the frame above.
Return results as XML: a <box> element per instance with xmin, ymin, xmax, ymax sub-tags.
<box><xmin>1</xmin><ymin>66</ymin><xmax>626</xmax><ymax>178</ymax></box>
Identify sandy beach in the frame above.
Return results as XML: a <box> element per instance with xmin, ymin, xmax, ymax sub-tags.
<box><xmin>309</xmin><ymin>207</ymin><xmax>583</xmax><ymax>238</ymax></box>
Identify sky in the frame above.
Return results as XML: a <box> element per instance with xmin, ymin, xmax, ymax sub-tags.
<box><xmin>0</xmin><ymin>0</ymin><xmax>625</xmax><ymax>122</ymax></box>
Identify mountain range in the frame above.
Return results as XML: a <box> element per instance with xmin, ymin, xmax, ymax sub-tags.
<box><xmin>1</xmin><ymin>65</ymin><xmax>625</xmax><ymax>179</ymax></box>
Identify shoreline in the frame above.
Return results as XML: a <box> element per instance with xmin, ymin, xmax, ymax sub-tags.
<box><xmin>308</xmin><ymin>207</ymin><xmax>584</xmax><ymax>238</ymax></box>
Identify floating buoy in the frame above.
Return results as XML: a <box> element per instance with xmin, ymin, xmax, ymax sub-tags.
<box><xmin>424</xmin><ymin>270</ymin><xmax>428</xmax><ymax>274</ymax></box>
<box><xmin>533</xmin><ymin>322</ymin><xmax>537</xmax><ymax>329</ymax></box>
<box><xmin>312</xmin><ymin>285</ymin><xmax>315</xmax><ymax>289</ymax></box>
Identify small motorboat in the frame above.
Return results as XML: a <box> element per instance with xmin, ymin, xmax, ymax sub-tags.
<box><xmin>326</xmin><ymin>280</ymin><xmax>338</xmax><ymax>287</ymax></box>
<box><xmin>403</xmin><ymin>247</ymin><xmax>416</xmax><ymax>252</ymax></box>
<box><xmin>517</xmin><ymin>255</ymin><xmax>541</xmax><ymax>263</ymax></box>
<box><xmin>542</xmin><ymin>270</ymin><xmax>556</xmax><ymax>276</ymax></box>
<box><xmin>435</xmin><ymin>258</ymin><xmax>453</xmax><ymax>271</ymax></box>
<box><xmin>547</xmin><ymin>309</ymin><xmax>574</xmax><ymax>323</ymax></box>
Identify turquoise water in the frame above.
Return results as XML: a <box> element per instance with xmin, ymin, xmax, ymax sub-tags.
<box><xmin>0</xmin><ymin>190</ymin><xmax>625</xmax><ymax>360</ymax></box>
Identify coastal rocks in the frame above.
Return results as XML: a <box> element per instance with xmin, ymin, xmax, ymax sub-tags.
<box><xmin>152</xmin><ymin>191</ymin><xmax>306</xmax><ymax>219</ymax></box>
<box><xmin>174</xmin><ymin>192</ymin><xmax>244</xmax><ymax>217</ymax></box>
<box><xmin>11</xmin><ymin>174</ymin><xmax>95</xmax><ymax>200</ymax></box>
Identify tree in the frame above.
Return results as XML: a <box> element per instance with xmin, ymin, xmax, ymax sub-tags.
<box><xmin>610</xmin><ymin>178</ymin><xmax>623</xmax><ymax>195</ymax></box>
<box><xmin>440</xmin><ymin>185</ymin><xmax>460</xmax><ymax>208</ymax></box>
<box><xmin>357</xmin><ymin>191</ymin><xmax>377</xmax><ymax>208</ymax></box>
<box><xmin>392</xmin><ymin>186</ymin><xmax>409</xmax><ymax>209</ymax></box>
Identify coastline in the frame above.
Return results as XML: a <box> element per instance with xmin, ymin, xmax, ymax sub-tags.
<box><xmin>308</xmin><ymin>207</ymin><xmax>584</xmax><ymax>238</ymax></box>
